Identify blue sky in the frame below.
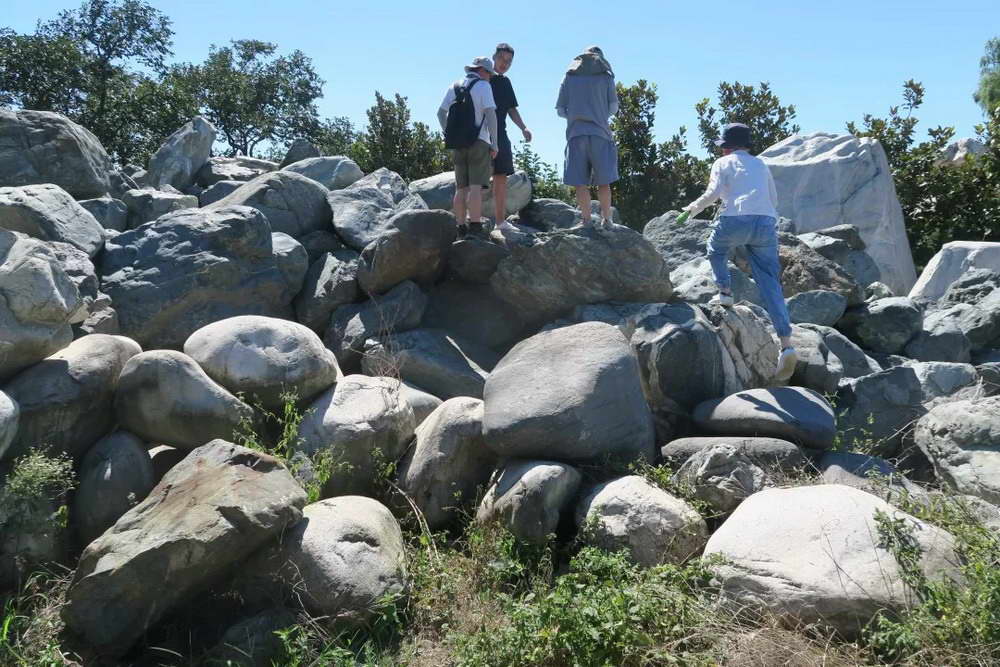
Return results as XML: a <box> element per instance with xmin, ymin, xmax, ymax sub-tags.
<box><xmin>7</xmin><ymin>0</ymin><xmax>999</xmax><ymax>165</ymax></box>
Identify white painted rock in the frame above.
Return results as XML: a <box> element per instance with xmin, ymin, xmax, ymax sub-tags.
<box><xmin>909</xmin><ymin>241</ymin><xmax>1000</xmax><ymax>302</ymax></box>
<box><xmin>705</xmin><ymin>485</ymin><xmax>961</xmax><ymax>638</ymax></box>
<box><xmin>184</xmin><ymin>315</ymin><xmax>340</xmax><ymax>410</ymax></box>
<box><xmin>760</xmin><ymin>133</ymin><xmax>917</xmax><ymax>295</ymax></box>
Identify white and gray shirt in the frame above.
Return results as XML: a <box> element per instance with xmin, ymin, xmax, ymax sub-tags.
<box><xmin>687</xmin><ymin>150</ymin><xmax>779</xmax><ymax>219</ymax></box>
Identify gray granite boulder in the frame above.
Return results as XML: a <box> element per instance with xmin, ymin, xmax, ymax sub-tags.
<box><xmin>798</xmin><ymin>323</ymin><xmax>881</xmax><ymax>379</ymax></box>
<box><xmin>62</xmin><ymin>440</ymin><xmax>305</xmax><ymax>657</ymax></box>
<box><xmin>329</xmin><ymin>167</ymin><xmax>428</xmax><ymax>250</ymax></box>
<box><xmin>145</xmin><ymin>116</ymin><xmax>216</xmax><ymax>190</ymax></box>
<box><xmin>693</xmin><ymin>387</ymin><xmax>837</xmax><ymax>450</ymax></box>
<box><xmin>400</xmin><ymin>381</ymin><xmax>442</xmax><ymax>425</ymax></box>
<box><xmin>837</xmin><ymin>297</ymin><xmax>923</xmax><ymax>354</ymax></box>
<box><xmin>0</xmin><ymin>109</ymin><xmax>112</xmax><ymax>198</ymax></box>
<box><xmin>576</xmin><ymin>475</ymin><xmax>708</xmax><ymax>567</ymax></box>
<box><xmin>195</xmin><ymin>156</ymin><xmax>276</xmax><ymax>187</ymax></box>
<box><xmin>99</xmin><ymin>206</ymin><xmax>293</xmax><ymax>349</ymax></box>
<box><xmin>421</xmin><ymin>281</ymin><xmax>524</xmax><ymax>351</ymax></box>
<box><xmin>294</xmin><ymin>249</ymin><xmax>360</xmax><ymax>333</ymax></box>
<box><xmin>0</xmin><ymin>391</ymin><xmax>19</xmax><ymax>461</ymax></box>
<box><xmin>283</xmin><ymin>156</ymin><xmax>364</xmax><ymax>191</ymax></box>
<box><xmin>114</xmin><ymin>350</ymin><xmax>256</xmax><ymax>450</ymax></box>
<box><xmin>788</xmin><ymin>325</ymin><xmax>844</xmax><ymax>394</ymax></box>
<box><xmin>0</xmin><ymin>184</ymin><xmax>105</xmax><ymax>257</ymax></box>
<box><xmin>668</xmin><ymin>257</ymin><xmax>763</xmax><ymax>308</ymax></box>
<box><xmin>798</xmin><ymin>226</ymin><xmax>881</xmax><ymax>288</ymax></box>
<box><xmin>279</xmin><ymin>138</ymin><xmax>320</xmax><ymax>168</ymax></box>
<box><xmin>904</xmin><ymin>308</ymin><xmax>972</xmax><ymax>363</ymax></box>
<box><xmin>121</xmin><ymin>188</ymin><xmax>198</xmax><ymax>228</ymax></box>
<box><xmin>446</xmin><ymin>237</ymin><xmax>510</xmax><ymax>284</ymax></box>
<box><xmin>516</xmin><ymin>197</ymin><xmax>580</xmax><ymax>231</ymax></box>
<box><xmin>786</xmin><ymin>290</ymin><xmax>847</xmax><ymax>326</ymax></box>
<box><xmin>482</xmin><ymin>322</ymin><xmax>655</xmax><ymax>464</ymax></box>
<box><xmin>184</xmin><ymin>316</ymin><xmax>340</xmax><ymax>410</ymax></box>
<box><xmin>476</xmin><ymin>460</ymin><xmax>581</xmax><ymax>544</ymax></box>
<box><xmin>642</xmin><ymin>212</ymin><xmax>714</xmax><ymax>272</ymax></box>
<box><xmin>3</xmin><ymin>334</ymin><xmax>141</xmax><ymax>461</ymax></box>
<box><xmin>197</xmin><ymin>180</ymin><xmax>243</xmax><ymax>207</ymax></box>
<box><xmin>673</xmin><ymin>444</ymin><xmax>767</xmax><ymax>514</ymax></box>
<box><xmin>207</xmin><ymin>171</ymin><xmax>332</xmax><ymax>239</ymax></box>
<box><xmin>661</xmin><ymin>436</ymin><xmax>807</xmax><ymax>472</ymax></box>
<box><xmin>79</xmin><ymin>196</ymin><xmax>127</xmax><ymax>232</ymax></box>
<box><xmin>915</xmin><ymin>397</ymin><xmax>1000</xmax><ymax>504</ymax></box>
<box><xmin>270</xmin><ymin>231</ymin><xmax>308</xmax><ymax>298</ymax></box>
<box><xmin>356</xmin><ymin>209</ymin><xmax>455</xmax><ymax>295</ymax></box>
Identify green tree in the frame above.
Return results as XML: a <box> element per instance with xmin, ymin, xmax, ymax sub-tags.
<box><xmin>311</xmin><ymin>115</ymin><xmax>359</xmax><ymax>157</ymax></box>
<box><xmin>847</xmin><ymin>79</ymin><xmax>925</xmax><ymax>167</ymax></box>
<box><xmin>610</xmin><ymin>80</ymin><xmax>709</xmax><ymax>227</ymax></box>
<box><xmin>179</xmin><ymin>39</ymin><xmax>324</xmax><ymax>158</ymax></box>
<box><xmin>695</xmin><ymin>81</ymin><xmax>800</xmax><ymax>155</ymax></box>
<box><xmin>352</xmin><ymin>91</ymin><xmax>448</xmax><ymax>181</ymax></box>
<box><xmin>975</xmin><ymin>37</ymin><xmax>1000</xmax><ymax>114</ymax></box>
<box><xmin>513</xmin><ymin>141</ymin><xmax>572</xmax><ymax>203</ymax></box>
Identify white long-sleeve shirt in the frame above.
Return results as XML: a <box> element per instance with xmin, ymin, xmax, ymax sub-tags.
<box><xmin>686</xmin><ymin>150</ymin><xmax>779</xmax><ymax>219</ymax></box>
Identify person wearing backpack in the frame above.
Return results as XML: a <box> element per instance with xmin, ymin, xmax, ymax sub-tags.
<box><xmin>556</xmin><ymin>46</ymin><xmax>619</xmax><ymax>229</ymax></box>
<box><xmin>437</xmin><ymin>57</ymin><xmax>500</xmax><ymax>238</ymax></box>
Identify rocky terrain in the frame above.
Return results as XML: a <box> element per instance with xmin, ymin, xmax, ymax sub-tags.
<box><xmin>1</xmin><ymin>110</ymin><xmax>999</xmax><ymax>664</ymax></box>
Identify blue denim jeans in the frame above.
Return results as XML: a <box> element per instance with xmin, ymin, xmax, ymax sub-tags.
<box><xmin>706</xmin><ymin>214</ymin><xmax>792</xmax><ymax>338</ymax></box>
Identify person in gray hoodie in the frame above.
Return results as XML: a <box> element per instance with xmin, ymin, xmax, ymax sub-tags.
<box><xmin>556</xmin><ymin>46</ymin><xmax>620</xmax><ymax>228</ymax></box>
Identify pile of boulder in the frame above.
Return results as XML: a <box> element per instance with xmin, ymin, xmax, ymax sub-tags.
<box><xmin>1</xmin><ymin>111</ymin><xmax>998</xmax><ymax>659</ymax></box>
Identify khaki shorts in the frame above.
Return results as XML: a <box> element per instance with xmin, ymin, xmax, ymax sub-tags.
<box><xmin>453</xmin><ymin>140</ymin><xmax>492</xmax><ymax>188</ymax></box>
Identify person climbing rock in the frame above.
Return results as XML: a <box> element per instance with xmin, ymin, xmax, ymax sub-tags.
<box><xmin>490</xmin><ymin>42</ymin><xmax>532</xmax><ymax>234</ymax></box>
<box><xmin>681</xmin><ymin>122</ymin><xmax>798</xmax><ymax>382</ymax></box>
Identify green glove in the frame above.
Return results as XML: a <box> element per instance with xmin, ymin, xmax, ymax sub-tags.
<box><xmin>674</xmin><ymin>210</ymin><xmax>691</xmax><ymax>225</ymax></box>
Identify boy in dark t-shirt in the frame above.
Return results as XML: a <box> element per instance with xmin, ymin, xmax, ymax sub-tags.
<box><xmin>490</xmin><ymin>43</ymin><xmax>532</xmax><ymax>231</ymax></box>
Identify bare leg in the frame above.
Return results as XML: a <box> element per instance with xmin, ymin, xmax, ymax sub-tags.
<box><xmin>597</xmin><ymin>184</ymin><xmax>612</xmax><ymax>221</ymax></box>
<box><xmin>454</xmin><ymin>187</ymin><xmax>468</xmax><ymax>225</ymax></box>
<box><xmin>575</xmin><ymin>186</ymin><xmax>591</xmax><ymax>224</ymax></box>
<box><xmin>493</xmin><ymin>174</ymin><xmax>508</xmax><ymax>223</ymax></box>
<box><xmin>468</xmin><ymin>186</ymin><xmax>483</xmax><ymax>223</ymax></box>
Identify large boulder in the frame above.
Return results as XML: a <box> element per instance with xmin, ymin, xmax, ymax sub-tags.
<box><xmin>47</xmin><ymin>241</ymin><xmax>100</xmax><ymax>323</ymax></box>
<box><xmin>409</xmin><ymin>170</ymin><xmax>531</xmax><ymax>215</ymax></box>
<box><xmin>195</xmin><ymin>156</ymin><xmax>276</xmax><ymax>187</ymax></box>
<box><xmin>446</xmin><ymin>238</ymin><xmax>509</xmax><ymax>284</ymax></box>
<box><xmin>914</xmin><ymin>397</ymin><xmax>1000</xmax><ymax>504</ymax></box>
<box><xmin>184</xmin><ymin>316</ymin><xmax>340</xmax><ymax>410</ymax></box>
<box><xmin>837</xmin><ymin>296</ymin><xmax>923</xmax><ymax>354</ymax></box>
<box><xmin>0</xmin><ymin>391</ymin><xmax>19</xmax><ymax>461</ymax></box>
<box><xmin>909</xmin><ymin>241</ymin><xmax>1000</xmax><ymax>301</ymax></box>
<box><xmin>279</xmin><ymin>138</ymin><xmax>320</xmax><ymax>168</ymax></box>
<box><xmin>241</xmin><ymin>496</ymin><xmax>406</xmax><ymax>623</ymax></box>
<box><xmin>197</xmin><ymin>180</ymin><xmax>243</xmax><ymax>207</ymax></box>
<box><xmin>297</xmin><ymin>375</ymin><xmax>417</xmax><ymax>497</ymax></box>
<box><xmin>482</xmin><ymin>322</ymin><xmax>656</xmax><ymax>464</ymax></box>
<box><xmin>324</xmin><ymin>279</ymin><xmax>427</xmax><ymax>372</ymax></box>
<box><xmin>207</xmin><ymin>171</ymin><xmax>331</xmax><ymax>239</ymax></box>
<box><xmin>144</xmin><ymin>116</ymin><xmax>216</xmax><ymax>190</ymax></box>
<box><xmin>395</xmin><ymin>397</ymin><xmax>496</xmax><ymax>529</ymax></box>
<box><xmin>294</xmin><ymin>249</ymin><xmax>360</xmax><ymax>333</ymax></box>
<box><xmin>421</xmin><ymin>281</ymin><xmax>525</xmax><ymax>351</ymax></box>
<box><xmin>672</xmin><ymin>443</ymin><xmax>767</xmax><ymax>515</ymax></box>
<box><xmin>61</xmin><ymin>440</ymin><xmax>306</xmax><ymax>656</ymax></box>
<box><xmin>356</xmin><ymin>209</ymin><xmax>456</xmax><ymax>295</ymax></box>
<box><xmin>271</xmin><ymin>231</ymin><xmax>308</xmax><ymax>297</ymax></box>
<box><xmin>798</xmin><ymin>226</ymin><xmax>881</xmax><ymax>288</ymax></box>
<box><xmin>0</xmin><ymin>230</ymin><xmax>83</xmax><ymax>381</ymax></box>
<box><xmin>669</xmin><ymin>257</ymin><xmax>763</xmax><ymax>308</ymax></box>
<box><xmin>938</xmin><ymin>267</ymin><xmax>1000</xmax><ymax>308</ymax></box>
<box><xmin>121</xmin><ymin>188</ymin><xmax>198</xmax><ymax>229</ymax></box>
<box><xmin>786</xmin><ymin>290</ymin><xmax>847</xmax><ymax>326</ymax></box>
<box><xmin>399</xmin><ymin>381</ymin><xmax>442</xmax><ymax>425</ymax></box>
<box><xmin>929</xmin><ymin>296</ymin><xmax>1000</xmax><ymax>353</ymax></box>
<box><xmin>79</xmin><ymin>196</ymin><xmax>128</xmax><ymax>232</ymax></box>
<box><xmin>798</xmin><ymin>323</ymin><xmax>881</xmax><ymax>379</ymax></box>
<box><xmin>99</xmin><ymin>206</ymin><xmax>293</xmax><ymax>349</ymax></box>
<box><xmin>0</xmin><ymin>184</ymin><xmax>105</xmax><ymax>257</ymax></box>
<box><xmin>768</xmin><ymin>233</ymin><xmax>863</xmax><ymax>305</ymax></box>
<box><xmin>575</xmin><ymin>475</ymin><xmax>708</xmax><ymax>567</ymax></box>
<box><xmin>329</xmin><ymin>167</ymin><xmax>428</xmax><ymax>250</ymax></box>
<box><xmin>114</xmin><ymin>350</ymin><xmax>256</xmax><ymax>450</ymax></box>
<box><xmin>283</xmin><ymin>156</ymin><xmax>365</xmax><ymax>191</ymax></box>
<box><xmin>2</xmin><ymin>334</ymin><xmax>141</xmax><ymax>461</ymax></box>
<box><xmin>476</xmin><ymin>460</ymin><xmax>582</xmax><ymax>544</ymax></box>
<box><xmin>760</xmin><ymin>133</ymin><xmax>917</xmax><ymax>295</ymax></box>
<box><xmin>661</xmin><ymin>436</ymin><xmax>807</xmax><ymax>472</ymax></box>
<box><xmin>693</xmin><ymin>387</ymin><xmax>837</xmax><ymax>450</ymax></box>
<box><xmin>642</xmin><ymin>212</ymin><xmax>714</xmax><ymax>272</ymax></box>
<box><xmin>362</xmin><ymin>329</ymin><xmax>500</xmax><ymax>400</ymax></box>
<box><xmin>705</xmin><ymin>485</ymin><xmax>960</xmax><ymax>638</ymax></box>
<box><xmin>787</xmin><ymin>325</ymin><xmax>844</xmax><ymax>394</ymax></box>
<box><xmin>0</xmin><ymin>109</ymin><xmax>112</xmax><ymax>198</ymax></box>
<box><xmin>72</xmin><ymin>431</ymin><xmax>155</xmax><ymax>546</ymax></box>
<box><xmin>515</xmin><ymin>198</ymin><xmax>580</xmax><ymax>232</ymax></box>
<box><xmin>491</xmin><ymin>226</ymin><xmax>673</xmax><ymax>327</ymax></box>
<box><xmin>904</xmin><ymin>308</ymin><xmax>972</xmax><ymax>363</ymax></box>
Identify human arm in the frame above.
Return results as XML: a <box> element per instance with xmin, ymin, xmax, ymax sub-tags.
<box><xmin>437</xmin><ymin>107</ymin><xmax>448</xmax><ymax>132</ymax></box>
<box><xmin>437</xmin><ymin>87</ymin><xmax>454</xmax><ymax>132</ymax></box>
<box><xmin>484</xmin><ymin>108</ymin><xmax>499</xmax><ymax>155</ymax></box>
<box><xmin>608</xmin><ymin>76</ymin><xmax>619</xmax><ymax>117</ymax></box>
<box><xmin>684</xmin><ymin>159</ymin><xmax>725</xmax><ymax>218</ymax></box>
<box><xmin>556</xmin><ymin>77</ymin><xmax>568</xmax><ymax>118</ymax></box>
<box><xmin>509</xmin><ymin>108</ymin><xmax>532</xmax><ymax>141</ymax></box>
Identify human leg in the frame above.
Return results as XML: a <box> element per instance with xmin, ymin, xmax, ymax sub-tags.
<box><xmin>597</xmin><ymin>184</ymin><xmax>612</xmax><ymax>222</ymax></box>
<box><xmin>492</xmin><ymin>173</ymin><xmax>508</xmax><ymax>223</ymax></box>
<box><xmin>745</xmin><ymin>215</ymin><xmax>797</xmax><ymax>380</ymax></box>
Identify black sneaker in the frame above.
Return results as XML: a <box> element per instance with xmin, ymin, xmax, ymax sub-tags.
<box><xmin>469</xmin><ymin>221</ymin><xmax>487</xmax><ymax>239</ymax></box>
<box><xmin>457</xmin><ymin>223</ymin><xmax>469</xmax><ymax>239</ymax></box>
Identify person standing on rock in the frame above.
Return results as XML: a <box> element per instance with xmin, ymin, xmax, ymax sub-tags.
<box><xmin>556</xmin><ymin>46</ymin><xmax>619</xmax><ymax>229</ymax></box>
<box><xmin>491</xmin><ymin>43</ymin><xmax>532</xmax><ymax>233</ymax></box>
<box><xmin>438</xmin><ymin>57</ymin><xmax>501</xmax><ymax>238</ymax></box>
<box><xmin>680</xmin><ymin>123</ymin><xmax>798</xmax><ymax>381</ymax></box>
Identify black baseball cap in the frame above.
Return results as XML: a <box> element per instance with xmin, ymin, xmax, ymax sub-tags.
<box><xmin>715</xmin><ymin>123</ymin><xmax>751</xmax><ymax>149</ymax></box>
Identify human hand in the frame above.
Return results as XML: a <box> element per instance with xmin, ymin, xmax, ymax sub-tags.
<box><xmin>491</xmin><ymin>149</ymin><xmax>498</xmax><ymax>159</ymax></box>
<box><xmin>522</xmin><ymin>127</ymin><xmax>533</xmax><ymax>142</ymax></box>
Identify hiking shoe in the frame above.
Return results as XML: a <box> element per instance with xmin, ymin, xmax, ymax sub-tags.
<box><xmin>469</xmin><ymin>221</ymin><xmax>488</xmax><ymax>238</ymax></box>
<box><xmin>600</xmin><ymin>217</ymin><xmax>615</xmax><ymax>230</ymax></box>
<box><xmin>457</xmin><ymin>223</ymin><xmax>469</xmax><ymax>239</ymax></box>
<box><xmin>709</xmin><ymin>292</ymin><xmax>734</xmax><ymax>307</ymax></box>
<box><xmin>775</xmin><ymin>347</ymin><xmax>798</xmax><ymax>382</ymax></box>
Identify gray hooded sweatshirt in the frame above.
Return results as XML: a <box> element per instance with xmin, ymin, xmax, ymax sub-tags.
<box><xmin>556</xmin><ymin>49</ymin><xmax>619</xmax><ymax>142</ymax></box>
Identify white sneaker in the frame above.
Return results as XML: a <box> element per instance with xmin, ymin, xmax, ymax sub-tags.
<box><xmin>497</xmin><ymin>220</ymin><xmax>517</xmax><ymax>233</ymax></box>
<box><xmin>709</xmin><ymin>292</ymin><xmax>734</xmax><ymax>307</ymax></box>
<box><xmin>775</xmin><ymin>347</ymin><xmax>798</xmax><ymax>382</ymax></box>
<box><xmin>600</xmin><ymin>217</ymin><xmax>615</xmax><ymax>230</ymax></box>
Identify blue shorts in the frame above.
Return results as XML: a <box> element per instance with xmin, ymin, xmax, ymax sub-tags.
<box><xmin>563</xmin><ymin>134</ymin><xmax>619</xmax><ymax>186</ymax></box>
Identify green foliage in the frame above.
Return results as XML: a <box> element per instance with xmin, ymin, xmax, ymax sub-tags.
<box><xmin>0</xmin><ymin>450</ymin><xmax>76</xmax><ymax>533</ymax></box>
<box><xmin>0</xmin><ymin>568</ymin><xmax>72</xmax><ymax>667</ymax></box>
<box><xmin>864</xmin><ymin>493</ymin><xmax>1000</xmax><ymax>665</ymax></box>
<box><xmin>975</xmin><ymin>37</ymin><xmax>1000</xmax><ymax>114</ymax></box>
<box><xmin>695</xmin><ymin>81</ymin><xmax>800</xmax><ymax>156</ymax></box>
<box><xmin>610</xmin><ymin>80</ymin><xmax>709</xmax><ymax>228</ymax></box>
<box><xmin>310</xmin><ymin>115</ymin><xmax>359</xmax><ymax>158</ymax></box>
<box><xmin>455</xmin><ymin>547</ymin><xmax>717</xmax><ymax>666</ymax></box>
<box><xmin>350</xmin><ymin>91</ymin><xmax>449</xmax><ymax>181</ymax></box>
<box><xmin>848</xmin><ymin>81</ymin><xmax>1000</xmax><ymax>267</ymax></box>
<box><xmin>513</xmin><ymin>140</ymin><xmax>572</xmax><ymax>203</ymax></box>
<box><xmin>177</xmin><ymin>39</ymin><xmax>323</xmax><ymax>158</ymax></box>
<box><xmin>0</xmin><ymin>0</ymin><xmax>195</xmax><ymax>164</ymax></box>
